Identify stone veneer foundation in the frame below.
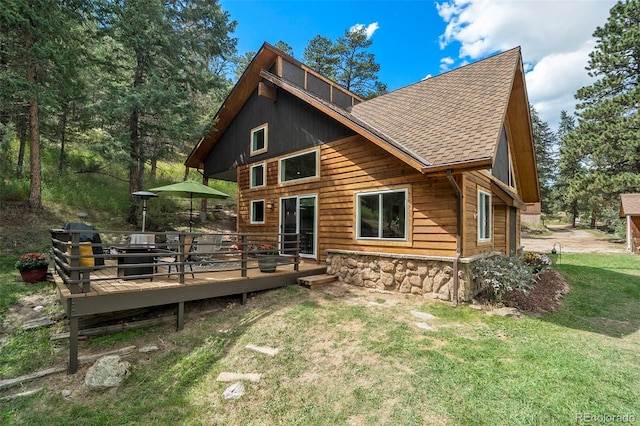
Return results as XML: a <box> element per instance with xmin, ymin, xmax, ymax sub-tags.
<box><xmin>326</xmin><ymin>250</ymin><xmax>487</xmax><ymax>302</ymax></box>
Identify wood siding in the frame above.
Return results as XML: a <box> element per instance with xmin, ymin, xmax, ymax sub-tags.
<box><xmin>238</xmin><ymin>135</ymin><xmax>460</xmax><ymax>261</ymax></box>
<box><xmin>204</xmin><ymin>87</ymin><xmax>354</xmax><ymax>179</ymax></box>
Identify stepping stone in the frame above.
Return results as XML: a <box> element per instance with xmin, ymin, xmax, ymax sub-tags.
<box><xmin>410</xmin><ymin>310</ymin><xmax>436</xmax><ymax>320</ymax></box>
<box><xmin>416</xmin><ymin>322</ymin><xmax>435</xmax><ymax>331</ymax></box>
<box><xmin>216</xmin><ymin>372</ymin><xmax>261</xmax><ymax>383</ymax></box>
<box><xmin>246</xmin><ymin>344</ymin><xmax>279</xmax><ymax>356</ymax></box>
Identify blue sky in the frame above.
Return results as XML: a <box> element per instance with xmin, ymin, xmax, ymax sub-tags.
<box><xmin>220</xmin><ymin>0</ymin><xmax>617</xmax><ymax>129</ymax></box>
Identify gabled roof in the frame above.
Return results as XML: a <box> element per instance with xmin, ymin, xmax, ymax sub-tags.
<box><xmin>186</xmin><ymin>43</ymin><xmax>539</xmax><ymax>202</ymax></box>
<box><xmin>620</xmin><ymin>193</ymin><xmax>640</xmax><ymax>217</ymax></box>
<box><xmin>350</xmin><ymin>47</ymin><xmax>521</xmax><ymax>169</ymax></box>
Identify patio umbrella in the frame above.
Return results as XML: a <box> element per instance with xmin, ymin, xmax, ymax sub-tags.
<box><xmin>148</xmin><ymin>180</ymin><xmax>229</xmax><ymax>231</ymax></box>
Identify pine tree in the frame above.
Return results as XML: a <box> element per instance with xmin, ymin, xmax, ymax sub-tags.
<box><xmin>566</xmin><ymin>0</ymin><xmax>640</xmax><ymax>226</ymax></box>
<box><xmin>303</xmin><ymin>29</ymin><xmax>386</xmax><ymax>99</ymax></box>
<box><xmin>529</xmin><ymin>105</ymin><xmax>557</xmax><ymax>214</ymax></box>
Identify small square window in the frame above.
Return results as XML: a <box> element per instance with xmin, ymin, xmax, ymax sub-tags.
<box><xmin>250</xmin><ymin>163</ymin><xmax>265</xmax><ymax>188</ymax></box>
<box><xmin>250</xmin><ymin>124</ymin><xmax>268</xmax><ymax>155</ymax></box>
<box><xmin>251</xmin><ymin>200</ymin><xmax>265</xmax><ymax>224</ymax></box>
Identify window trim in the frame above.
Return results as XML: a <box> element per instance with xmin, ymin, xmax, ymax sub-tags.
<box><xmin>356</xmin><ymin>188</ymin><xmax>408</xmax><ymax>241</ymax></box>
<box><xmin>250</xmin><ymin>163</ymin><xmax>266</xmax><ymax>189</ymax></box>
<box><xmin>250</xmin><ymin>199</ymin><xmax>265</xmax><ymax>224</ymax></box>
<box><xmin>478</xmin><ymin>190</ymin><xmax>492</xmax><ymax>242</ymax></box>
<box><xmin>250</xmin><ymin>123</ymin><xmax>268</xmax><ymax>156</ymax></box>
<box><xmin>278</xmin><ymin>149</ymin><xmax>319</xmax><ymax>184</ymax></box>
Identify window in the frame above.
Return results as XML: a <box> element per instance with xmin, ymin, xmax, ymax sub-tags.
<box><xmin>357</xmin><ymin>189</ymin><xmax>407</xmax><ymax>240</ymax></box>
<box><xmin>250</xmin><ymin>163</ymin><xmax>265</xmax><ymax>188</ymax></box>
<box><xmin>279</xmin><ymin>150</ymin><xmax>318</xmax><ymax>183</ymax></box>
<box><xmin>250</xmin><ymin>124</ymin><xmax>268</xmax><ymax>155</ymax></box>
<box><xmin>478</xmin><ymin>190</ymin><xmax>492</xmax><ymax>241</ymax></box>
<box><xmin>251</xmin><ymin>200</ymin><xmax>265</xmax><ymax>224</ymax></box>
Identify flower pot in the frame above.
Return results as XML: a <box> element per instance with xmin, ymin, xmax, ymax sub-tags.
<box><xmin>19</xmin><ymin>267</ymin><xmax>48</xmax><ymax>283</ymax></box>
<box><xmin>257</xmin><ymin>256</ymin><xmax>277</xmax><ymax>273</ymax></box>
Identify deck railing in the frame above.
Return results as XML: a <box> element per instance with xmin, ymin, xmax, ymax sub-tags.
<box><xmin>50</xmin><ymin>229</ymin><xmax>301</xmax><ymax>294</ymax></box>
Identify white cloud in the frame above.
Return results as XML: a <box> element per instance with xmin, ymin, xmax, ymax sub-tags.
<box><xmin>350</xmin><ymin>22</ymin><xmax>380</xmax><ymax>39</ymax></box>
<box><xmin>440</xmin><ymin>56</ymin><xmax>455</xmax><ymax>72</ymax></box>
<box><xmin>435</xmin><ymin>0</ymin><xmax>616</xmax><ymax>128</ymax></box>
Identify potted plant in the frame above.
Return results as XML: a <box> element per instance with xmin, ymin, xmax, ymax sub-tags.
<box><xmin>15</xmin><ymin>252</ymin><xmax>49</xmax><ymax>283</ymax></box>
<box><xmin>257</xmin><ymin>243</ymin><xmax>278</xmax><ymax>272</ymax></box>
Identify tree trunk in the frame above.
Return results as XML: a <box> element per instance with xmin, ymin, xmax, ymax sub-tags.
<box><xmin>57</xmin><ymin>102</ymin><xmax>68</xmax><ymax>174</ymax></box>
<box><xmin>25</xmin><ymin>30</ymin><xmax>42</xmax><ymax>210</ymax></box>
<box><xmin>571</xmin><ymin>199</ymin><xmax>578</xmax><ymax>228</ymax></box>
<box><xmin>150</xmin><ymin>157</ymin><xmax>157</xmax><ymax>179</ymax></box>
<box><xmin>16</xmin><ymin>106</ymin><xmax>28</xmax><ymax>178</ymax></box>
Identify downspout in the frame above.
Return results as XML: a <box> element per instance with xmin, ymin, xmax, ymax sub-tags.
<box><xmin>446</xmin><ymin>170</ymin><xmax>462</xmax><ymax>307</ymax></box>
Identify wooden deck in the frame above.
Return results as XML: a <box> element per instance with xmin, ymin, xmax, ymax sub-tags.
<box><xmin>50</xmin><ymin>229</ymin><xmax>328</xmax><ymax>374</ymax></box>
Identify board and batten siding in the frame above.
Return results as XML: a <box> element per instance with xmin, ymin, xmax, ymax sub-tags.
<box><xmin>237</xmin><ymin>135</ymin><xmax>459</xmax><ymax>261</ymax></box>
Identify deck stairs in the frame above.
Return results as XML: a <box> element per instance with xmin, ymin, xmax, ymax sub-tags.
<box><xmin>297</xmin><ymin>273</ymin><xmax>337</xmax><ymax>290</ymax></box>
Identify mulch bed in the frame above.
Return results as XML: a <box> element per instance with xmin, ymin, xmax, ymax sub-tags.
<box><xmin>502</xmin><ymin>269</ymin><xmax>571</xmax><ymax>313</ymax></box>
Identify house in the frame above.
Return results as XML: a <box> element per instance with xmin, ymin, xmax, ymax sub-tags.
<box><xmin>522</xmin><ymin>202</ymin><xmax>542</xmax><ymax>224</ymax></box>
<box><xmin>620</xmin><ymin>194</ymin><xmax>640</xmax><ymax>253</ymax></box>
<box><xmin>186</xmin><ymin>43</ymin><xmax>540</xmax><ymax>303</ymax></box>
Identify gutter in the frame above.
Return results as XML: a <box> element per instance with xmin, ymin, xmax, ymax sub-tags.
<box><xmin>446</xmin><ymin>170</ymin><xmax>462</xmax><ymax>307</ymax></box>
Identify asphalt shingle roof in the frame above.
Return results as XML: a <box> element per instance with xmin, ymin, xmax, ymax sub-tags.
<box><xmin>621</xmin><ymin>193</ymin><xmax>640</xmax><ymax>216</ymax></box>
<box><xmin>350</xmin><ymin>47</ymin><xmax>521</xmax><ymax>168</ymax></box>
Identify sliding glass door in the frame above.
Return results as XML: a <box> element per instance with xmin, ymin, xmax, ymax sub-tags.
<box><xmin>280</xmin><ymin>195</ymin><xmax>316</xmax><ymax>258</ymax></box>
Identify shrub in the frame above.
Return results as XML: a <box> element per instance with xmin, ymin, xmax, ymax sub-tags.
<box><xmin>522</xmin><ymin>252</ymin><xmax>552</xmax><ymax>274</ymax></box>
<box><xmin>471</xmin><ymin>255</ymin><xmax>535</xmax><ymax>302</ymax></box>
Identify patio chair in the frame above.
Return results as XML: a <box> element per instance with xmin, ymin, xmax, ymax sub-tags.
<box><xmin>193</xmin><ymin>234</ymin><xmax>223</xmax><ymax>261</ymax></box>
<box><xmin>155</xmin><ymin>236</ymin><xmax>195</xmax><ymax>278</ymax></box>
<box><xmin>131</xmin><ymin>233</ymin><xmax>155</xmax><ymax>247</ymax></box>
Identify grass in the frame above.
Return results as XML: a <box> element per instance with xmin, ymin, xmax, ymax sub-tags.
<box><xmin>0</xmin><ymin>254</ymin><xmax>639</xmax><ymax>425</ymax></box>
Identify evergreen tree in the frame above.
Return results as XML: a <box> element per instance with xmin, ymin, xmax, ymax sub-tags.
<box><xmin>553</xmin><ymin>111</ymin><xmax>584</xmax><ymax>226</ymax></box>
<box><xmin>566</xmin><ymin>0</ymin><xmax>640</xmax><ymax>226</ymax></box>
<box><xmin>96</xmin><ymin>0</ymin><xmax>237</xmax><ymax>197</ymax></box>
<box><xmin>0</xmin><ymin>0</ymin><xmax>92</xmax><ymax>208</ymax></box>
<box><xmin>303</xmin><ymin>28</ymin><xmax>386</xmax><ymax>99</ymax></box>
<box><xmin>529</xmin><ymin>105</ymin><xmax>557</xmax><ymax>214</ymax></box>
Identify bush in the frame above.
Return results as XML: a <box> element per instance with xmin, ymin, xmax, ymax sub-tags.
<box><xmin>471</xmin><ymin>255</ymin><xmax>535</xmax><ymax>302</ymax></box>
<box><xmin>522</xmin><ymin>252</ymin><xmax>552</xmax><ymax>274</ymax></box>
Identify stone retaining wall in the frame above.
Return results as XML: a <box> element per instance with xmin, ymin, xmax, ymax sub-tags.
<box><xmin>326</xmin><ymin>250</ymin><xmax>486</xmax><ymax>302</ymax></box>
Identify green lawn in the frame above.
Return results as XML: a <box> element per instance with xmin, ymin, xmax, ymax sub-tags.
<box><xmin>1</xmin><ymin>253</ymin><xmax>639</xmax><ymax>425</ymax></box>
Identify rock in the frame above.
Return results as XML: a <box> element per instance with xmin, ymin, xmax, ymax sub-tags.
<box><xmin>398</xmin><ymin>277</ymin><xmax>411</xmax><ymax>293</ymax></box>
<box><xmin>85</xmin><ymin>355</ymin><xmax>131</xmax><ymax>389</ymax></box>
<box><xmin>380</xmin><ymin>272</ymin><xmax>394</xmax><ymax>287</ymax></box>
<box><xmin>380</xmin><ymin>261</ymin><xmax>395</xmax><ymax>273</ymax></box>
<box><xmin>61</xmin><ymin>389</ymin><xmax>72</xmax><ymax>398</ymax></box>
<box><xmin>406</xmin><ymin>260</ymin><xmax>417</xmax><ymax>270</ymax></box>
<box><xmin>222</xmin><ymin>382</ymin><xmax>245</xmax><ymax>400</ymax></box>
<box><xmin>139</xmin><ymin>345</ymin><xmax>159</xmax><ymax>353</ymax></box>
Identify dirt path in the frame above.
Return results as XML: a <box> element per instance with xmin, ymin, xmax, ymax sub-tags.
<box><xmin>521</xmin><ymin>225</ymin><xmax>627</xmax><ymax>254</ymax></box>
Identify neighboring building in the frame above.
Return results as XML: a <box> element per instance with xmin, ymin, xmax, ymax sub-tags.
<box><xmin>186</xmin><ymin>43</ymin><xmax>540</xmax><ymax>302</ymax></box>
<box><xmin>522</xmin><ymin>202</ymin><xmax>541</xmax><ymax>224</ymax></box>
<box><xmin>620</xmin><ymin>194</ymin><xmax>640</xmax><ymax>253</ymax></box>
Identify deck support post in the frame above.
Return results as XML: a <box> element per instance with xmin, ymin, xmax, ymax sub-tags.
<box><xmin>68</xmin><ymin>316</ymin><xmax>79</xmax><ymax>374</ymax></box>
<box><xmin>177</xmin><ymin>301</ymin><xmax>184</xmax><ymax>330</ymax></box>
<box><xmin>242</xmin><ymin>292</ymin><xmax>247</xmax><ymax>305</ymax></box>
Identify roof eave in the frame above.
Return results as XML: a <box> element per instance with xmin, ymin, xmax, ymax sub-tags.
<box><xmin>421</xmin><ymin>158</ymin><xmax>493</xmax><ymax>175</ymax></box>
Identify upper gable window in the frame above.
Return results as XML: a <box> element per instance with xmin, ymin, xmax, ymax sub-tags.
<box><xmin>279</xmin><ymin>150</ymin><xmax>318</xmax><ymax>183</ymax></box>
<box><xmin>250</xmin><ymin>124</ymin><xmax>268</xmax><ymax>156</ymax></box>
<box><xmin>250</xmin><ymin>163</ymin><xmax>265</xmax><ymax>188</ymax></box>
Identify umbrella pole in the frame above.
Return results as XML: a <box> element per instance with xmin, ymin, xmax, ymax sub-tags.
<box><xmin>189</xmin><ymin>194</ymin><xmax>193</xmax><ymax>232</ymax></box>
